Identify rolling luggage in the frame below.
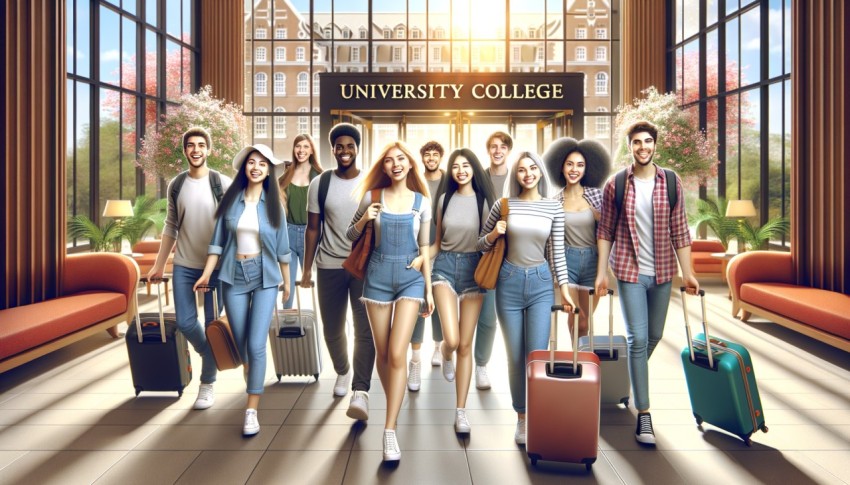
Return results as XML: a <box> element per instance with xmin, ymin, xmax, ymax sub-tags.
<box><xmin>203</xmin><ymin>286</ymin><xmax>242</xmax><ymax>371</ymax></box>
<box><xmin>679</xmin><ymin>287</ymin><xmax>768</xmax><ymax>445</ymax></box>
<box><xmin>269</xmin><ymin>283</ymin><xmax>322</xmax><ymax>382</ymax></box>
<box><xmin>526</xmin><ymin>305</ymin><xmax>601</xmax><ymax>470</ymax></box>
<box><xmin>577</xmin><ymin>289</ymin><xmax>630</xmax><ymax>406</ymax></box>
<box><xmin>126</xmin><ymin>281</ymin><xmax>192</xmax><ymax>396</ymax></box>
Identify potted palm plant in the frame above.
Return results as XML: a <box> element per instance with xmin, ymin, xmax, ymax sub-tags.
<box><xmin>690</xmin><ymin>197</ymin><xmax>740</xmax><ymax>250</ymax></box>
<box><xmin>67</xmin><ymin>195</ymin><xmax>167</xmax><ymax>251</ymax></box>
<box><xmin>738</xmin><ymin>217</ymin><xmax>790</xmax><ymax>251</ymax></box>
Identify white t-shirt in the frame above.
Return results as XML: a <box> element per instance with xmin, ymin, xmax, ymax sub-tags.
<box><xmin>633</xmin><ymin>176</ymin><xmax>656</xmax><ymax>276</ymax></box>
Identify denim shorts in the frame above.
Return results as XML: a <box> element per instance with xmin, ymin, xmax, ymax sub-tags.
<box><xmin>565</xmin><ymin>246</ymin><xmax>598</xmax><ymax>288</ymax></box>
<box><xmin>362</xmin><ymin>251</ymin><xmax>426</xmax><ymax>304</ymax></box>
<box><xmin>432</xmin><ymin>251</ymin><xmax>484</xmax><ymax>297</ymax></box>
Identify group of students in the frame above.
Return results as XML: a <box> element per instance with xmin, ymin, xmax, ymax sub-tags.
<box><xmin>145</xmin><ymin>119</ymin><xmax>699</xmax><ymax>463</ymax></box>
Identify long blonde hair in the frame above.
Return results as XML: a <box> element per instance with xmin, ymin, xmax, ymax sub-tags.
<box><xmin>277</xmin><ymin>133</ymin><xmax>323</xmax><ymax>207</ymax></box>
<box><xmin>355</xmin><ymin>141</ymin><xmax>429</xmax><ymax>201</ymax></box>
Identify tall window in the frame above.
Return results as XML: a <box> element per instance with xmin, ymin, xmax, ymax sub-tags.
<box><xmin>298</xmin><ymin>107</ymin><xmax>309</xmax><ymax>133</ymax></box>
<box><xmin>274</xmin><ymin>107</ymin><xmax>285</xmax><ymax>137</ymax></box>
<box><xmin>255</xmin><ymin>107</ymin><xmax>268</xmax><ymax>137</ymax></box>
<box><xmin>595</xmin><ymin>108</ymin><xmax>610</xmax><ymax>135</ymax></box>
<box><xmin>297</xmin><ymin>72</ymin><xmax>308</xmax><ymax>94</ymax></box>
<box><xmin>296</xmin><ymin>47</ymin><xmax>305</xmax><ymax>61</ymax></box>
<box><xmin>576</xmin><ymin>28</ymin><xmax>587</xmax><ymax>39</ymax></box>
<box><xmin>313</xmin><ymin>72</ymin><xmax>320</xmax><ymax>94</ymax></box>
<box><xmin>274</xmin><ymin>73</ymin><xmax>285</xmax><ymax>94</ymax></box>
<box><xmin>275</xmin><ymin>28</ymin><xmax>286</xmax><ymax>39</ymax></box>
<box><xmin>275</xmin><ymin>47</ymin><xmax>286</xmax><ymax>62</ymax></box>
<box><xmin>255</xmin><ymin>28</ymin><xmax>267</xmax><ymax>39</ymax></box>
<box><xmin>256</xmin><ymin>46</ymin><xmax>266</xmax><ymax>62</ymax></box>
<box><xmin>351</xmin><ymin>47</ymin><xmax>360</xmax><ymax>62</ymax></box>
<box><xmin>255</xmin><ymin>73</ymin><xmax>267</xmax><ymax>95</ymax></box>
<box><xmin>595</xmin><ymin>46</ymin><xmax>606</xmax><ymax>61</ymax></box>
<box><xmin>595</xmin><ymin>72</ymin><xmax>608</xmax><ymax>95</ymax></box>
<box><xmin>575</xmin><ymin>47</ymin><xmax>586</xmax><ymax>61</ymax></box>
<box><xmin>67</xmin><ymin>0</ymin><xmax>198</xmax><ymax>247</ymax></box>
<box><xmin>671</xmin><ymin>0</ymin><xmax>792</xmax><ymax>245</ymax></box>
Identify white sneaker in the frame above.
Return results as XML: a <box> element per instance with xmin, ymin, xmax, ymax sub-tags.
<box><xmin>475</xmin><ymin>365</ymin><xmax>491</xmax><ymax>390</ymax></box>
<box><xmin>193</xmin><ymin>383</ymin><xmax>215</xmax><ymax>410</ymax></box>
<box><xmin>514</xmin><ymin>418</ymin><xmax>526</xmax><ymax>445</ymax></box>
<box><xmin>382</xmin><ymin>429</ymin><xmax>401</xmax><ymax>461</ymax></box>
<box><xmin>333</xmin><ymin>370</ymin><xmax>351</xmax><ymax>397</ymax></box>
<box><xmin>454</xmin><ymin>408</ymin><xmax>471</xmax><ymax>434</ymax></box>
<box><xmin>346</xmin><ymin>390</ymin><xmax>370</xmax><ymax>421</ymax></box>
<box><xmin>243</xmin><ymin>409</ymin><xmax>260</xmax><ymax>436</ymax></box>
<box><xmin>442</xmin><ymin>356</ymin><xmax>455</xmax><ymax>382</ymax></box>
<box><xmin>431</xmin><ymin>345</ymin><xmax>442</xmax><ymax>366</ymax></box>
<box><xmin>407</xmin><ymin>360</ymin><xmax>421</xmax><ymax>392</ymax></box>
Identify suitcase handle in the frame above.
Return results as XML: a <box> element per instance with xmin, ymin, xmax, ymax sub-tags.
<box><xmin>275</xmin><ymin>281</ymin><xmax>317</xmax><ymax>333</ymax></box>
<box><xmin>135</xmin><ymin>280</ymin><xmax>168</xmax><ymax>344</ymax></box>
<box><xmin>550</xmin><ymin>304</ymin><xmax>581</xmax><ymax>374</ymax></box>
<box><xmin>196</xmin><ymin>284</ymin><xmax>220</xmax><ymax>319</ymax></box>
<box><xmin>680</xmin><ymin>287</ymin><xmax>713</xmax><ymax>370</ymax></box>
<box><xmin>587</xmin><ymin>289</ymin><xmax>615</xmax><ymax>355</ymax></box>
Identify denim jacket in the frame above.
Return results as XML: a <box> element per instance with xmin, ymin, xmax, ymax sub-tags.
<box><xmin>208</xmin><ymin>190</ymin><xmax>292</xmax><ymax>287</ymax></box>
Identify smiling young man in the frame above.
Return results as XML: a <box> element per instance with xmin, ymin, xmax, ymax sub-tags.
<box><xmin>595</xmin><ymin>120</ymin><xmax>699</xmax><ymax>445</ymax></box>
<box><xmin>301</xmin><ymin>123</ymin><xmax>375</xmax><ymax>421</ymax></box>
<box><xmin>407</xmin><ymin>141</ymin><xmax>446</xmax><ymax>391</ymax></box>
<box><xmin>472</xmin><ymin>131</ymin><xmax>512</xmax><ymax>391</ymax></box>
<box><xmin>147</xmin><ymin>126</ymin><xmax>233</xmax><ymax>411</ymax></box>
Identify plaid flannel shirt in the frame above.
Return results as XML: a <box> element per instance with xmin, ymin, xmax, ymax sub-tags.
<box><xmin>554</xmin><ymin>186</ymin><xmax>604</xmax><ymax>213</ymax></box>
<box><xmin>596</xmin><ymin>164</ymin><xmax>691</xmax><ymax>284</ymax></box>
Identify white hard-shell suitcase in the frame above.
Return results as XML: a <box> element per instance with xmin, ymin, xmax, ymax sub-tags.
<box><xmin>269</xmin><ymin>284</ymin><xmax>322</xmax><ymax>382</ymax></box>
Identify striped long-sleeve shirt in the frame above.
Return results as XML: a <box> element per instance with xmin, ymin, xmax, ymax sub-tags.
<box><xmin>477</xmin><ymin>198</ymin><xmax>569</xmax><ymax>286</ymax></box>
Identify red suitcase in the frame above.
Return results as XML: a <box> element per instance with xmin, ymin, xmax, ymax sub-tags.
<box><xmin>526</xmin><ymin>305</ymin><xmax>601</xmax><ymax>470</ymax></box>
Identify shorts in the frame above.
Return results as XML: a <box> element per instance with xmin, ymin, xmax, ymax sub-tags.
<box><xmin>565</xmin><ymin>245</ymin><xmax>598</xmax><ymax>288</ymax></box>
<box><xmin>431</xmin><ymin>250</ymin><xmax>484</xmax><ymax>298</ymax></box>
<box><xmin>362</xmin><ymin>251</ymin><xmax>425</xmax><ymax>304</ymax></box>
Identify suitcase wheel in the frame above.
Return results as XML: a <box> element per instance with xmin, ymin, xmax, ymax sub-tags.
<box><xmin>693</xmin><ymin>413</ymin><xmax>704</xmax><ymax>425</ymax></box>
<box><xmin>528</xmin><ymin>454</ymin><xmax>540</xmax><ymax>466</ymax></box>
<box><xmin>586</xmin><ymin>463</ymin><xmax>592</xmax><ymax>471</ymax></box>
<box><xmin>582</xmin><ymin>458</ymin><xmax>596</xmax><ymax>471</ymax></box>
<box><xmin>277</xmin><ymin>374</ymin><xmax>282</xmax><ymax>382</ymax></box>
<box><xmin>620</xmin><ymin>397</ymin><xmax>629</xmax><ymax>407</ymax></box>
<box><xmin>741</xmin><ymin>433</ymin><xmax>753</xmax><ymax>446</ymax></box>
<box><xmin>178</xmin><ymin>389</ymin><xmax>183</xmax><ymax>398</ymax></box>
<box><xmin>760</xmin><ymin>425</ymin><xmax>769</xmax><ymax>433</ymax></box>
<box><xmin>135</xmin><ymin>387</ymin><xmax>141</xmax><ymax>396</ymax></box>
<box><xmin>313</xmin><ymin>373</ymin><xmax>320</xmax><ymax>382</ymax></box>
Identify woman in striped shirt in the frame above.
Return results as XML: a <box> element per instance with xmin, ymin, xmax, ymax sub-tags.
<box><xmin>477</xmin><ymin>150</ymin><xmax>574</xmax><ymax>446</ymax></box>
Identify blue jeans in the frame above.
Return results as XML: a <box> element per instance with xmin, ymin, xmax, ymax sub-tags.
<box><xmin>222</xmin><ymin>256</ymin><xmax>278</xmax><ymax>395</ymax></box>
<box><xmin>495</xmin><ymin>261</ymin><xmax>555</xmax><ymax>414</ymax></box>
<box><xmin>617</xmin><ymin>274</ymin><xmax>673</xmax><ymax>411</ymax></box>
<box><xmin>283</xmin><ymin>223</ymin><xmax>306</xmax><ymax>309</ymax></box>
<box><xmin>411</xmin><ymin>311</ymin><xmax>442</xmax><ymax>344</ymax></box>
<box><xmin>565</xmin><ymin>246</ymin><xmax>598</xmax><ymax>288</ymax></box>
<box><xmin>474</xmin><ymin>290</ymin><xmax>497</xmax><ymax>366</ymax></box>
<box><xmin>172</xmin><ymin>265</ymin><xmax>223</xmax><ymax>385</ymax></box>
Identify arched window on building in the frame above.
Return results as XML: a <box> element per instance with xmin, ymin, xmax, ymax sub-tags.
<box><xmin>595</xmin><ymin>72</ymin><xmax>608</xmax><ymax>95</ymax></box>
<box><xmin>274</xmin><ymin>73</ymin><xmax>285</xmax><ymax>95</ymax></box>
<box><xmin>297</xmin><ymin>72</ymin><xmax>308</xmax><ymax>95</ymax></box>
<box><xmin>274</xmin><ymin>107</ymin><xmax>285</xmax><ymax>137</ymax></box>
<box><xmin>255</xmin><ymin>108</ymin><xmax>268</xmax><ymax>137</ymax></box>
<box><xmin>255</xmin><ymin>73</ymin><xmax>267</xmax><ymax>95</ymax></box>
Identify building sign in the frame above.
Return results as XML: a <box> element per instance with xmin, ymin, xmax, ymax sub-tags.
<box><xmin>321</xmin><ymin>72</ymin><xmax>583</xmax><ymax>112</ymax></box>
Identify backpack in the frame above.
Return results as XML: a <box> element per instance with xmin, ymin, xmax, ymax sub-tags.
<box><xmin>170</xmin><ymin>170</ymin><xmax>224</xmax><ymax>227</ymax></box>
<box><xmin>317</xmin><ymin>170</ymin><xmax>333</xmax><ymax>223</ymax></box>
<box><xmin>613</xmin><ymin>167</ymin><xmax>678</xmax><ymax>216</ymax></box>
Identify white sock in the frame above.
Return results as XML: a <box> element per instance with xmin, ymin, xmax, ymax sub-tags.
<box><xmin>411</xmin><ymin>349</ymin><xmax>421</xmax><ymax>362</ymax></box>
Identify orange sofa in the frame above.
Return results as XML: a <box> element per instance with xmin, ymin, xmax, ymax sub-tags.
<box><xmin>727</xmin><ymin>251</ymin><xmax>850</xmax><ymax>352</ymax></box>
<box><xmin>691</xmin><ymin>239</ymin><xmax>727</xmax><ymax>281</ymax></box>
<box><xmin>0</xmin><ymin>252</ymin><xmax>139</xmax><ymax>373</ymax></box>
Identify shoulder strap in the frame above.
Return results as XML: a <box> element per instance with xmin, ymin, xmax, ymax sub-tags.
<box><xmin>499</xmin><ymin>197</ymin><xmax>509</xmax><ymax>218</ymax></box>
<box><xmin>170</xmin><ymin>172</ymin><xmax>189</xmax><ymax>229</ymax></box>
<box><xmin>663</xmin><ymin>168</ymin><xmax>678</xmax><ymax>212</ymax></box>
<box><xmin>317</xmin><ymin>170</ymin><xmax>333</xmax><ymax>223</ymax></box>
<box><xmin>412</xmin><ymin>191</ymin><xmax>423</xmax><ymax>212</ymax></box>
<box><xmin>208</xmin><ymin>170</ymin><xmax>223</xmax><ymax>204</ymax></box>
<box><xmin>614</xmin><ymin>169</ymin><xmax>627</xmax><ymax>214</ymax></box>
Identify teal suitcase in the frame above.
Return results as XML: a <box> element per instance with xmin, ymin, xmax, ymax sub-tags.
<box><xmin>679</xmin><ymin>288</ymin><xmax>768</xmax><ymax>445</ymax></box>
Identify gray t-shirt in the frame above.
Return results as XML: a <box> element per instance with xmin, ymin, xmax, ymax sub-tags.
<box><xmin>163</xmin><ymin>171</ymin><xmax>233</xmax><ymax>269</ymax></box>
<box><xmin>564</xmin><ymin>209</ymin><xmax>597</xmax><ymax>248</ymax></box>
<box><xmin>487</xmin><ymin>167</ymin><xmax>508</xmax><ymax>198</ymax></box>
<box><xmin>307</xmin><ymin>170</ymin><xmax>364</xmax><ymax>269</ymax></box>
<box><xmin>437</xmin><ymin>193</ymin><xmax>489</xmax><ymax>253</ymax></box>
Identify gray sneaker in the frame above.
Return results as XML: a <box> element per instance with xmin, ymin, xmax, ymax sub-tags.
<box><xmin>346</xmin><ymin>390</ymin><xmax>370</xmax><ymax>421</ymax></box>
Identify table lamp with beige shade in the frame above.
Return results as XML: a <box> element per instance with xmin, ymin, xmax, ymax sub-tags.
<box><xmin>103</xmin><ymin>200</ymin><xmax>134</xmax><ymax>252</ymax></box>
<box><xmin>725</xmin><ymin>199</ymin><xmax>756</xmax><ymax>253</ymax></box>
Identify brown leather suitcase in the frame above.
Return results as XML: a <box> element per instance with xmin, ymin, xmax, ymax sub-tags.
<box><xmin>526</xmin><ymin>305</ymin><xmax>601</xmax><ymax>470</ymax></box>
<box><xmin>203</xmin><ymin>286</ymin><xmax>242</xmax><ymax>371</ymax></box>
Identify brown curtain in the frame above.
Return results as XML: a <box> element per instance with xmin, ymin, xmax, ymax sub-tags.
<box><xmin>199</xmin><ymin>0</ymin><xmax>244</xmax><ymax>107</ymax></box>
<box><xmin>1</xmin><ymin>1</ymin><xmax>66</xmax><ymax>310</ymax></box>
<box><xmin>622</xmin><ymin>1</ymin><xmax>667</xmax><ymax>103</ymax></box>
<box><xmin>792</xmin><ymin>0</ymin><xmax>850</xmax><ymax>294</ymax></box>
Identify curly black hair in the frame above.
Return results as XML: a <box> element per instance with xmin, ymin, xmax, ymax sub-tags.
<box><xmin>542</xmin><ymin>137</ymin><xmax>611</xmax><ymax>190</ymax></box>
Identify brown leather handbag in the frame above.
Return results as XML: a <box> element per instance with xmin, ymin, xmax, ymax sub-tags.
<box><xmin>342</xmin><ymin>189</ymin><xmax>380</xmax><ymax>280</ymax></box>
<box><xmin>201</xmin><ymin>286</ymin><xmax>242</xmax><ymax>371</ymax></box>
<box><xmin>474</xmin><ymin>198</ymin><xmax>509</xmax><ymax>290</ymax></box>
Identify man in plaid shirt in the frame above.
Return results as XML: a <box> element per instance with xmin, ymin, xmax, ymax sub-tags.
<box><xmin>595</xmin><ymin>120</ymin><xmax>700</xmax><ymax>446</ymax></box>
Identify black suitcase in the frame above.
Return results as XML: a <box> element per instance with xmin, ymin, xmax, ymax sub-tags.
<box><xmin>126</xmin><ymin>281</ymin><xmax>192</xmax><ymax>396</ymax></box>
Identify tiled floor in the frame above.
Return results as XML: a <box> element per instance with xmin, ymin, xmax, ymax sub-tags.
<box><xmin>1</xmin><ymin>279</ymin><xmax>848</xmax><ymax>484</ymax></box>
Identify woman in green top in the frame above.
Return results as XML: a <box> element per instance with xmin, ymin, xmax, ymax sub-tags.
<box><xmin>278</xmin><ymin>133</ymin><xmax>323</xmax><ymax>308</ymax></box>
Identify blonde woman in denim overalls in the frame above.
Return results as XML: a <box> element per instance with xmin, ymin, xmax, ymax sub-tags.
<box><xmin>347</xmin><ymin>141</ymin><xmax>433</xmax><ymax>462</ymax></box>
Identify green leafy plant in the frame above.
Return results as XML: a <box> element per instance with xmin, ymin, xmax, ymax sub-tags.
<box><xmin>690</xmin><ymin>197</ymin><xmax>740</xmax><ymax>250</ymax></box>
<box><xmin>67</xmin><ymin>216</ymin><xmax>124</xmax><ymax>252</ymax></box>
<box><xmin>120</xmin><ymin>195</ymin><xmax>168</xmax><ymax>246</ymax></box>
<box><xmin>738</xmin><ymin>216</ymin><xmax>791</xmax><ymax>251</ymax></box>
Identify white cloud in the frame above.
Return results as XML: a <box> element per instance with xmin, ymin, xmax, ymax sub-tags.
<box><xmin>100</xmin><ymin>49</ymin><xmax>120</xmax><ymax>62</ymax></box>
<box><xmin>66</xmin><ymin>46</ymin><xmax>85</xmax><ymax>59</ymax></box>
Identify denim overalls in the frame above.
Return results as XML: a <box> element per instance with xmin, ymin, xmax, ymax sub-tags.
<box><xmin>362</xmin><ymin>191</ymin><xmax>426</xmax><ymax>304</ymax></box>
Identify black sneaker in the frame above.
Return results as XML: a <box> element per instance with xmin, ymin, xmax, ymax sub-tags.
<box><xmin>635</xmin><ymin>412</ymin><xmax>656</xmax><ymax>445</ymax></box>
